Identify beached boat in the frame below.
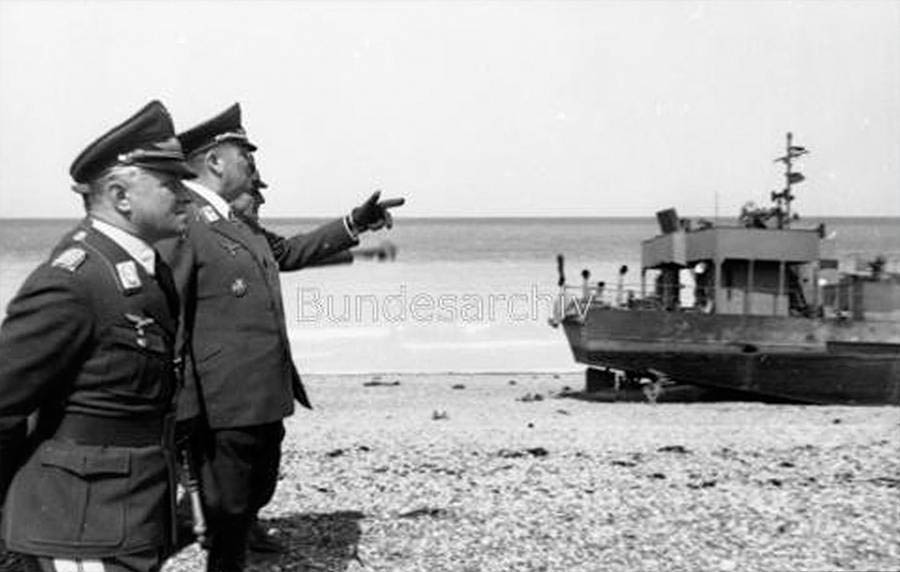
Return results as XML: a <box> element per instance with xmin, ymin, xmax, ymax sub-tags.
<box><xmin>551</xmin><ymin>134</ymin><xmax>900</xmax><ymax>405</ymax></box>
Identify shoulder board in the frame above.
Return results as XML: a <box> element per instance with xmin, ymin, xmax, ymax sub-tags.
<box><xmin>51</xmin><ymin>248</ymin><xmax>87</xmax><ymax>272</ymax></box>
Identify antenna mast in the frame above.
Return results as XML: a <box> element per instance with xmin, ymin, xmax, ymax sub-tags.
<box><xmin>771</xmin><ymin>131</ymin><xmax>809</xmax><ymax>229</ymax></box>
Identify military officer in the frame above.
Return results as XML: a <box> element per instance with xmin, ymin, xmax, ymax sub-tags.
<box><xmin>158</xmin><ymin>103</ymin><xmax>402</xmax><ymax>571</ymax></box>
<box><xmin>226</xmin><ymin>174</ymin><xmax>399</xmax><ymax>553</ymax></box>
<box><xmin>0</xmin><ymin>100</ymin><xmax>195</xmax><ymax>572</ymax></box>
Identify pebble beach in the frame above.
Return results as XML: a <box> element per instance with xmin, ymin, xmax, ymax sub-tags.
<box><xmin>159</xmin><ymin>372</ymin><xmax>899</xmax><ymax>572</ymax></box>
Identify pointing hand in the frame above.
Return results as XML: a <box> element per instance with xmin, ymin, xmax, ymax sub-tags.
<box><xmin>351</xmin><ymin>190</ymin><xmax>405</xmax><ymax>232</ymax></box>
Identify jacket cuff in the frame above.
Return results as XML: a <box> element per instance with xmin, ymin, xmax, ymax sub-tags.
<box><xmin>343</xmin><ymin>214</ymin><xmax>360</xmax><ymax>239</ymax></box>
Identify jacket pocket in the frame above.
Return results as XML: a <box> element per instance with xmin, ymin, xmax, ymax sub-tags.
<box><xmin>18</xmin><ymin>442</ymin><xmax>130</xmax><ymax>548</ymax></box>
<box><xmin>106</xmin><ymin>325</ymin><xmax>173</xmax><ymax>404</ymax></box>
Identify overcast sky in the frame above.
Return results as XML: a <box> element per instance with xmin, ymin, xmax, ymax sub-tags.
<box><xmin>0</xmin><ymin>0</ymin><xmax>897</xmax><ymax>218</ymax></box>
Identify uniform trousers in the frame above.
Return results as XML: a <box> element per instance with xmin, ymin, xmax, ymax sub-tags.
<box><xmin>194</xmin><ymin>421</ymin><xmax>285</xmax><ymax>572</ymax></box>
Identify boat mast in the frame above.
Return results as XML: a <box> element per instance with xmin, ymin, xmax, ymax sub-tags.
<box><xmin>772</xmin><ymin>131</ymin><xmax>809</xmax><ymax>229</ymax></box>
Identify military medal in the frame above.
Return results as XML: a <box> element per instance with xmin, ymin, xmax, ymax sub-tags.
<box><xmin>231</xmin><ymin>278</ymin><xmax>247</xmax><ymax>297</ymax></box>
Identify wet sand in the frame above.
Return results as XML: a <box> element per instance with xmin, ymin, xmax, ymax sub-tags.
<box><xmin>160</xmin><ymin>372</ymin><xmax>900</xmax><ymax>572</ymax></box>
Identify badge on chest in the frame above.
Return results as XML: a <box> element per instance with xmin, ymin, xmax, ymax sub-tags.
<box><xmin>125</xmin><ymin>312</ymin><xmax>156</xmax><ymax>348</ymax></box>
<box><xmin>217</xmin><ymin>237</ymin><xmax>243</xmax><ymax>257</ymax></box>
<box><xmin>231</xmin><ymin>278</ymin><xmax>248</xmax><ymax>297</ymax></box>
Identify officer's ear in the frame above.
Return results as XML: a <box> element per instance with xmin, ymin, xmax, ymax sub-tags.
<box><xmin>103</xmin><ymin>168</ymin><xmax>134</xmax><ymax>215</ymax></box>
<box><xmin>205</xmin><ymin>148</ymin><xmax>225</xmax><ymax>178</ymax></box>
<box><xmin>109</xmin><ymin>180</ymin><xmax>132</xmax><ymax>215</ymax></box>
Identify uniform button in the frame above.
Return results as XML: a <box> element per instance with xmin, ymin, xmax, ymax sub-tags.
<box><xmin>231</xmin><ymin>278</ymin><xmax>248</xmax><ymax>297</ymax></box>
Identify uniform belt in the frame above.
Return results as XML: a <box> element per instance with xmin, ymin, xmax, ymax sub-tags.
<box><xmin>54</xmin><ymin>413</ymin><xmax>170</xmax><ymax>447</ymax></box>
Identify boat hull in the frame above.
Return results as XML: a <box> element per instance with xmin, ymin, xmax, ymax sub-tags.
<box><xmin>563</xmin><ymin>308</ymin><xmax>900</xmax><ymax>405</ymax></box>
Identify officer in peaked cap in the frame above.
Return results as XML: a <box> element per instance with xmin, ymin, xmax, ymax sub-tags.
<box><xmin>157</xmin><ymin>102</ymin><xmax>403</xmax><ymax>570</ymax></box>
<box><xmin>0</xmin><ymin>100</ymin><xmax>193</xmax><ymax>572</ymax></box>
<box><xmin>70</xmin><ymin>101</ymin><xmax>197</xmax><ymax>185</ymax></box>
<box><xmin>176</xmin><ymin>102</ymin><xmax>257</xmax><ymax>159</ymax></box>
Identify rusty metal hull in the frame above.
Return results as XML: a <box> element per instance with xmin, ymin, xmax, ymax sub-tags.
<box><xmin>562</xmin><ymin>308</ymin><xmax>900</xmax><ymax>405</ymax></box>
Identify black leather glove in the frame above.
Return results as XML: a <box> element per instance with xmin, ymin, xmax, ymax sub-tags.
<box><xmin>351</xmin><ymin>191</ymin><xmax>405</xmax><ymax>232</ymax></box>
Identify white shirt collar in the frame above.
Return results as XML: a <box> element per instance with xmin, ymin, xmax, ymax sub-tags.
<box><xmin>91</xmin><ymin>218</ymin><xmax>156</xmax><ymax>276</ymax></box>
<box><xmin>184</xmin><ymin>179</ymin><xmax>232</xmax><ymax>219</ymax></box>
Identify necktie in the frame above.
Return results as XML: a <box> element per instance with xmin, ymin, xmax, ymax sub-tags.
<box><xmin>154</xmin><ymin>252</ymin><xmax>180</xmax><ymax>319</ymax></box>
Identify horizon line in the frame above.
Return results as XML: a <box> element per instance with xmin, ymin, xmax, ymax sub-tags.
<box><xmin>1</xmin><ymin>214</ymin><xmax>899</xmax><ymax>222</ymax></box>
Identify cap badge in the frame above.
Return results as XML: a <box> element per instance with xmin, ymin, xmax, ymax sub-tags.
<box><xmin>51</xmin><ymin>248</ymin><xmax>87</xmax><ymax>272</ymax></box>
<box><xmin>201</xmin><ymin>205</ymin><xmax>221</xmax><ymax>223</ymax></box>
<box><xmin>231</xmin><ymin>278</ymin><xmax>248</xmax><ymax>297</ymax></box>
<box><xmin>115</xmin><ymin>260</ymin><xmax>142</xmax><ymax>291</ymax></box>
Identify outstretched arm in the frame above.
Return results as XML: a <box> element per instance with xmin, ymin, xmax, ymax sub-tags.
<box><xmin>257</xmin><ymin>218</ymin><xmax>358</xmax><ymax>272</ymax></box>
<box><xmin>260</xmin><ymin>191</ymin><xmax>404</xmax><ymax>272</ymax></box>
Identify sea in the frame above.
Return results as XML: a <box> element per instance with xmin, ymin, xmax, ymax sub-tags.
<box><xmin>2</xmin><ymin>217</ymin><xmax>899</xmax><ymax>374</ymax></box>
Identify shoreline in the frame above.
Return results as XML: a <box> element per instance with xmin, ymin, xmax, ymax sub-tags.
<box><xmin>298</xmin><ymin>370</ymin><xmax>582</xmax><ymax>377</ymax></box>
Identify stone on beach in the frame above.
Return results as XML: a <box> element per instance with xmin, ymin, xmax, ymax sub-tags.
<box><xmin>157</xmin><ymin>372</ymin><xmax>899</xmax><ymax>572</ymax></box>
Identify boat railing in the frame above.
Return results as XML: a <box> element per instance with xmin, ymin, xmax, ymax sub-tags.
<box><xmin>557</xmin><ymin>283</ymin><xmax>663</xmax><ymax>320</ymax></box>
<box><xmin>559</xmin><ymin>283</ymin><xmax>712</xmax><ymax>315</ymax></box>
<box><xmin>556</xmin><ymin>278</ymin><xmax>896</xmax><ymax>322</ymax></box>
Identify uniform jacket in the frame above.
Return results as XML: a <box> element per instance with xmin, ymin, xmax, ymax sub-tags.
<box><xmin>0</xmin><ymin>221</ymin><xmax>179</xmax><ymax>558</ymax></box>
<box><xmin>157</xmin><ymin>185</ymin><xmax>357</xmax><ymax>429</ymax></box>
<box><xmin>244</xmin><ymin>218</ymin><xmax>355</xmax><ymax>268</ymax></box>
